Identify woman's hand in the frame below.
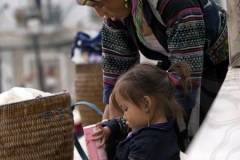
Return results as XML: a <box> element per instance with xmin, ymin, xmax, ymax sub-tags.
<box><xmin>92</xmin><ymin>122</ymin><xmax>111</xmax><ymax>148</ymax></box>
<box><xmin>108</xmin><ymin>94</ymin><xmax>124</xmax><ymax>119</ymax></box>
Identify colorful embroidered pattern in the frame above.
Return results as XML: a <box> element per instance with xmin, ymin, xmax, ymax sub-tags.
<box><xmin>208</xmin><ymin>8</ymin><xmax>228</xmax><ymax>65</ymax></box>
<box><xmin>102</xmin><ymin>23</ymin><xmax>138</xmax><ymax>54</ymax></box>
<box><xmin>102</xmin><ymin>23</ymin><xmax>139</xmax><ymax>85</ymax></box>
<box><xmin>167</xmin><ymin>21</ymin><xmax>205</xmax><ymax>51</ymax></box>
<box><xmin>166</xmin><ymin>8</ymin><xmax>205</xmax><ymax>74</ymax></box>
<box><xmin>102</xmin><ymin>55</ymin><xmax>139</xmax><ymax>75</ymax></box>
<box><xmin>168</xmin><ymin>53</ymin><xmax>203</xmax><ymax>72</ymax></box>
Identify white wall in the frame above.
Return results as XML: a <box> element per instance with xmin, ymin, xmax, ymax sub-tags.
<box><xmin>0</xmin><ymin>0</ymin><xmax>94</xmax><ymax>31</ymax></box>
<box><xmin>1</xmin><ymin>51</ymin><xmax>14</xmax><ymax>92</ymax></box>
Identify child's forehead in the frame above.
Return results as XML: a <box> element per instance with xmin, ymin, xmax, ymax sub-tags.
<box><xmin>76</xmin><ymin>0</ymin><xmax>100</xmax><ymax>6</ymax></box>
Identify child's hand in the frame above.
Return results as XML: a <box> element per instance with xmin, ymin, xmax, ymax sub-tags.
<box><xmin>92</xmin><ymin>122</ymin><xmax>111</xmax><ymax>148</ymax></box>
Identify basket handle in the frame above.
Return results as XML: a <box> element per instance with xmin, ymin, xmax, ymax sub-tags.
<box><xmin>71</xmin><ymin>101</ymin><xmax>104</xmax><ymax>160</ymax></box>
<box><xmin>71</xmin><ymin>101</ymin><xmax>103</xmax><ymax>116</ymax></box>
<box><xmin>74</xmin><ymin>133</ymin><xmax>88</xmax><ymax>160</ymax></box>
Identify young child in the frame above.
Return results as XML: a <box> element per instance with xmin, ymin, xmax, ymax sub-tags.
<box><xmin>92</xmin><ymin>61</ymin><xmax>191</xmax><ymax>160</ymax></box>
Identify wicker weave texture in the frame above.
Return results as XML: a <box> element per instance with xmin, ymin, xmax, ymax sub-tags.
<box><xmin>0</xmin><ymin>92</ymin><xmax>74</xmax><ymax>160</ymax></box>
<box><xmin>75</xmin><ymin>64</ymin><xmax>105</xmax><ymax>127</ymax></box>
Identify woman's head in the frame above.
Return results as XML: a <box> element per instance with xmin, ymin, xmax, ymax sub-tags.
<box><xmin>77</xmin><ymin>0</ymin><xmax>146</xmax><ymax>43</ymax></box>
<box><xmin>111</xmin><ymin>61</ymin><xmax>191</xmax><ymax>128</ymax></box>
<box><xmin>76</xmin><ymin>0</ymin><xmax>131</xmax><ymax>20</ymax></box>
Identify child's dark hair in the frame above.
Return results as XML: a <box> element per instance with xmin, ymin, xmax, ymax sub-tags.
<box><xmin>111</xmin><ymin>61</ymin><xmax>191</xmax><ymax>120</ymax></box>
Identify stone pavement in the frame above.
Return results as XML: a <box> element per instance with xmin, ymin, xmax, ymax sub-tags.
<box><xmin>187</xmin><ymin>68</ymin><xmax>240</xmax><ymax>160</ymax></box>
<box><xmin>74</xmin><ymin>136</ymin><xmax>87</xmax><ymax>160</ymax></box>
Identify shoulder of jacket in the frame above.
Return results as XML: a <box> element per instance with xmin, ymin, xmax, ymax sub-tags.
<box><xmin>145</xmin><ymin>0</ymin><xmax>166</xmax><ymax>26</ymax></box>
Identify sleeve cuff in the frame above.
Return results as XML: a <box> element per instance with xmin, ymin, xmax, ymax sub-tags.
<box><xmin>103</xmin><ymin>83</ymin><xmax>114</xmax><ymax>104</ymax></box>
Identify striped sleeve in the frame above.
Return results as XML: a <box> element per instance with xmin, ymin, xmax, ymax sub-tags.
<box><xmin>160</xmin><ymin>0</ymin><xmax>205</xmax><ymax>86</ymax></box>
<box><xmin>102</xmin><ymin>18</ymin><xmax>139</xmax><ymax>103</ymax></box>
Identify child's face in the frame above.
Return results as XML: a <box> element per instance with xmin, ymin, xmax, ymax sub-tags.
<box><xmin>115</xmin><ymin>92</ymin><xmax>148</xmax><ymax>131</ymax></box>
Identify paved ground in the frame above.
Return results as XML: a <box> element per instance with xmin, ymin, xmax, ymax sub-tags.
<box><xmin>74</xmin><ymin>136</ymin><xmax>87</xmax><ymax>160</ymax></box>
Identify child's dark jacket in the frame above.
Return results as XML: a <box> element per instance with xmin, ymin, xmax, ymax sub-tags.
<box><xmin>103</xmin><ymin>118</ymin><xmax>180</xmax><ymax>160</ymax></box>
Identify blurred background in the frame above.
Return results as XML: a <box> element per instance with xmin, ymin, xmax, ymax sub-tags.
<box><xmin>0</xmin><ymin>0</ymin><xmax>229</xmax><ymax>159</ymax></box>
<box><xmin>0</xmin><ymin>0</ymin><xmax>102</xmax><ymax>101</ymax></box>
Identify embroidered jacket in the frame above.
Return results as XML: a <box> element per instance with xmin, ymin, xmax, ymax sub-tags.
<box><xmin>102</xmin><ymin>0</ymin><xmax>228</xmax><ymax>105</ymax></box>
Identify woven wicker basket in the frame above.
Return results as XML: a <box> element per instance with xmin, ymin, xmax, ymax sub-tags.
<box><xmin>0</xmin><ymin>92</ymin><xmax>74</xmax><ymax>160</ymax></box>
<box><xmin>75</xmin><ymin>64</ymin><xmax>105</xmax><ymax>127</ymax></box>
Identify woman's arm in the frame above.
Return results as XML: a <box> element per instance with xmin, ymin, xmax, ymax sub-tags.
<box><xmin>160</xmin><ymin>0</ymin><xmax>205</xmax><ymax>109</ymax></box>
<box><xmin>101</xmin><ymin>18</ymin><xmax>140</xmax><ymax>104</ymax></box>
<box><xmin>103</xmin><ymin>94</ymin><xmax>124</xmax><ymax>120</ymax></box>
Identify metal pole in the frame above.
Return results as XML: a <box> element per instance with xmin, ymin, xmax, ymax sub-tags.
<box><xmin>0</xmin><ymin>50</ymin><xmax>2</xmax><ymax>93</ymax></box>
<box><xmin>47</xmin><ymin>0</ymin><xmax>53</xmax><ymax>23</ymax></box>
<box><xmin>227</xmin><ymin>0</ymin><xmax>240</xmax><ymax>67</ymax></box>
<box><xmin>32</xmin><ymin>35</ymin><xmax>45</xmax><ymax>91</ymax></box>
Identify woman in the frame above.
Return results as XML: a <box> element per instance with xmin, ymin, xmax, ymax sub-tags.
<box><xmin>76</xmin><ymin>0</ymin><xmax>229</xmax><ymax>151</ymax></box>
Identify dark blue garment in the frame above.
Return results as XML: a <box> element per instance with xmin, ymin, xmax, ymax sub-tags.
<box><xmin>103</xmin><ymin>119</ymin><xmax>180</xmax><ymax>160</ymax></box>
<box><xmin>71</xmin><ymin>31</ymin><xmax>102</xmax><ymax>57</ymax></box>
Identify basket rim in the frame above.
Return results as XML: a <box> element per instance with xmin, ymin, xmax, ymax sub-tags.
<box><xmin>0</xmin><ymin>92</ymin><xmax>71</xmax><ymax>120</ymax></box>
<box><xmin>0</xmin><ymin>92</ymin><xmax>69</xmax><ymax>107</ymax></box>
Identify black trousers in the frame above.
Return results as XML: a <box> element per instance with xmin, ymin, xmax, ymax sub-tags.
<box><xmin>174</xmin><ymin>108</ymin><xmax>192</xmax><ymax>152</ymax></box>
<box><xmin>174</xmin><ymin>60</ymin><xmax>229</xmax><ymax>152</ymax></box>
<box><xmin>200</xmin><ymin>60</ymin><xmax>229</xmax><ymax>125</ymax></box>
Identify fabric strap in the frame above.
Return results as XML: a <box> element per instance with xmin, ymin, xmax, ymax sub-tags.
<box><xmin>71</xmin><ymin>102</ymin><xmax>104</xmax><ymax>160</ymax></box>
<box><xmin>146</xmin><ymin>0</ymin><xmax>166</xmax><ymax>26</ymax></box>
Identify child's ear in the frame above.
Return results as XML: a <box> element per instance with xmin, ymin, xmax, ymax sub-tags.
<box><xmin>143</xmin><ymin>96</ymin><xmax>152</xmax><ymax>108</ymax></box>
